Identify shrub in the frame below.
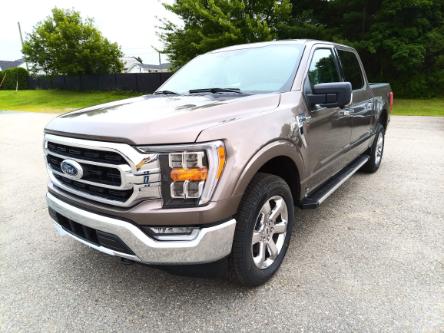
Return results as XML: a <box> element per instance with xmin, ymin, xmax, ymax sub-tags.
<box><xmin>22</xmin><ymin>8</ymin><xmax>124</xmax><ymax>75</ymax></box>
<box><xmin>0</xmin><ymin>67</ymin><xmax>29</xmax><ymax>90</ymax></box>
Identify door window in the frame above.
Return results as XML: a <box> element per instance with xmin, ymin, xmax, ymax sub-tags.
<box><xmin>338</xmin><ymin>50</ymin><xmax>364</xmax><ymax>90</ymax></box>
<box><xmin>308</xmin><ymin>49</ymin><xmax>340</xmax><ymax>86</ymax></box>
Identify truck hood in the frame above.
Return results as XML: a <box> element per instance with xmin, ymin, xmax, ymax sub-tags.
<box><xmin>45</xmin><ymin>93</ymin><xmax>281</xmax><ymax>145</ymax></box>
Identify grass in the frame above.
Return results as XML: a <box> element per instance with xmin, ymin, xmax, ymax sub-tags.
<box><xmin>393</xmin><ymin>98</ymin><xmax>444</xmax><ymax>116</ymax></box>
<box><xmin>0</xmin><ymin>90</ymin><xmax>141</xmax><ymax>113</ymax></box>
<box><xmin>0</xmin><ymin>90</ymin><xmax>442</xmax><ymax>116</ymax></box>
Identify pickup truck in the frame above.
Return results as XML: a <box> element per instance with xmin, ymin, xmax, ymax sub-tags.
<box><xmin>44</xmin><ymin>40</ymin><xmax>392</xmax><ymax>286</ymax></box>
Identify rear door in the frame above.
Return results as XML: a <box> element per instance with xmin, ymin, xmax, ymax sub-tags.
<box><xmin>336</xmin><ymin>48</ymin><xmax>374</xmax><ymax>146</ymax></box>
<box><xmin>302</xmin><ymin>46</ymin><xmax>352</xmax><ymax>190</ymax></box>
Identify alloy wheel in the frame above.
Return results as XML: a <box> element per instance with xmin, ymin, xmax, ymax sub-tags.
<box><xmin>251</xmin><ymin>195</ymin><xmax>288</xmax><ymax>269</ymax></box>
<box><xmin>375</xmin><ymin>132</ymin><xmax>384</xmax><ymax>165</ymax></box>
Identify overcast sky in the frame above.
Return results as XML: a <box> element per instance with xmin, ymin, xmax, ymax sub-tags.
<box><xmin>0</xmin><ymin>0</ymin><xmax>181</xmax><ymax>64</ymax></box>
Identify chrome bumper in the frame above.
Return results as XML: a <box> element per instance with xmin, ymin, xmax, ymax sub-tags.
<box><xmin>47</xmin><ymin>193</ymin><xmax>236</xmax><ymax>264</ymax></box>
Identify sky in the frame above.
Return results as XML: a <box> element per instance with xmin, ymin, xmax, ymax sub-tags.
<box><xmin>0</xmin><ymin>0</ymin><xmax>181</xmax><ymax>64</ymax></box>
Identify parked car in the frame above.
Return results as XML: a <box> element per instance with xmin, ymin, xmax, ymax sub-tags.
<box><xmin>44</xmin><ymin>40</ymin><xmax>392</xmax><ymax>286</ymax></box>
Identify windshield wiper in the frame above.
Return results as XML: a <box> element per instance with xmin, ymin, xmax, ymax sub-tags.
<box><xmin>154</xmin><ymin>90</ymin><xmax>180</xmax><ymax>95</ymax></box>
<box><xmin>189</xmin><ymin>87</ymin><xmax>242</xmax><ymax>94</ymax></box>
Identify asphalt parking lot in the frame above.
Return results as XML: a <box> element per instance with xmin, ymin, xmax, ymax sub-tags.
<box><xmin>1</xmin><ymin>111</ymin><xmax>443</xmax><ymax>332</ymax></box>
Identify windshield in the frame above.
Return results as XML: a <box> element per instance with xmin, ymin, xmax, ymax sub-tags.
<box><xmin>159</xmin><ymin>43</ymin><xmax>305</xmax><ymax>94</ymax></box>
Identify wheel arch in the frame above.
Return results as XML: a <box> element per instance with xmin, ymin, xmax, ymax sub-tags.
<box><xmin>379</xmin><ymin>108</ymin><xmax>388</xmax><ymax>130</ymax></box>
<box><xmin>232</xmin><ymin>140</ymin><xmax>304</xmax><ymax>205</ymax></box>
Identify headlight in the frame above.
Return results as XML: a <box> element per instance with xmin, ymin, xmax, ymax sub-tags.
<box><xmin>137</xmin><ymin>141</ymin><xmax>226</xmax><ymax>208</ymax></box>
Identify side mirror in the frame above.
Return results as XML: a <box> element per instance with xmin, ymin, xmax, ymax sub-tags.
<box><xmin>306</xmin><ymin>82</ymin><xmax>352</xmax><ymax>108</ymax></box>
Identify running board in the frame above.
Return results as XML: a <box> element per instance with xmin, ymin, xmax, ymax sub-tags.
<box><xmin>301</xmin><ymin>155</ymin><xmax>369</xmax><ymax>209</ymax></box>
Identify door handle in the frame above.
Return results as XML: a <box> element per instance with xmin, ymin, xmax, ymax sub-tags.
<box><xmin>339</xmin><ymin>110</ymin><xmax>351</xmax><ymax>116</ymax></box>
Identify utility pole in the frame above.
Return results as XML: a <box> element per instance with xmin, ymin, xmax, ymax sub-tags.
<box><xmin>17</xmin><ymin>21</ymin><xmax>29</xmax><ymax>71</ymax></box>
<box><xmin>151</xmin><ymin>46</ymin><xmax>162</xmax><ymax>66</ymax></box>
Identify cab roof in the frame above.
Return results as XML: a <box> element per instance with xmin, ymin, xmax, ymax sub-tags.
<box><xmin>210</xmin><ymin>39</ymin><xmax>351</xmax><ymax>53</ymax></box>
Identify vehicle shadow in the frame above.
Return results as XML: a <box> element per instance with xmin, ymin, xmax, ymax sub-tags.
<box><xmin>152</xmin><ymin>205</ymin><xmax>328</xmax><ymax>282</ymax></box>
<box><xmin>68</xmin><ymin>204</ymin><xmax>333</xmax><ymax>286</ymax></box>
<box><xmin>52</xmin><ymin>180</ymin><xmax>357</xmax><ymax>297</ymax></box>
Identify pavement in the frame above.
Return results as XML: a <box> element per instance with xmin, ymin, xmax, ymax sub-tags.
<box><xmin>0</xmin><ymin>111</ymin><xmax>443</xmax><ymax>332</ymax></box>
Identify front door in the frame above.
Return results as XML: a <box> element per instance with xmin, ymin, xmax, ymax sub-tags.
<box><xmin>303</xmin><ymin>47</ymin><xmax>352</xmax><ymax>191</ymax></box>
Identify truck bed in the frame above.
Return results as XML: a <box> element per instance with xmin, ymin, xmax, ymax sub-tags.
<box><xmin>369</xmin><ymin>82</ymin><xmax>391</xmax><ymax>97</ymax></box>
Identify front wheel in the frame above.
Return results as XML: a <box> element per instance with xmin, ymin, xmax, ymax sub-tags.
<box><xmin>229</xmin><ymin>173</ymin><xmax>295</xmax><ymax>286</ymax></box>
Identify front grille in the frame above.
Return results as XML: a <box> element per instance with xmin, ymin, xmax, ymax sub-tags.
<box><xmin>47</xmin><ymin>141</ymin><xmax>127</xmax><ymax>165</ymax></box>
<box><xmin>45</xmin><ymin>134</ymin><xmax>162</xmax><ymax>207</ymax></box>
<box><xmin>54</xmin><ymin>174</ymin><xmax>132</xmax><ymax>202</ymax></box>
<box><xmin>50</xmin><ymin>208</ymin><xmax>134</xmax><ymax>255</ymax></box>
<box><xmin>47</xmin><ymin>155</ymin><xmax>121</xmax><ymax>186</ymax></box>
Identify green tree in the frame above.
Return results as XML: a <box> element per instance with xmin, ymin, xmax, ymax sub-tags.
<box><xmin>159</xmin><ymin>0</ymin><xmax>292</xmax><ymax>69</ymax></box>
<box><xmin>364</xmin><ymin>0</ymin><xmax>444</xmax><ymax>97</ymax></box>
<box><xmin>22</xmin><ymin>8</ymin><xmax>124</xmax><ymax>75</ymax></box>
<box><xmin>162</xmin><ymin>0</ymin><xmax>443</xmax><ymax>97</ymax></box>
<box><xmin>0</xmin><ymin>68</ymin><xmax>29</xmax><ymax>90</ymax></box>
<box><xmin>281</xmin><ymin>0</ymin><xmax>444</xmax><ymax>97</ymax></box>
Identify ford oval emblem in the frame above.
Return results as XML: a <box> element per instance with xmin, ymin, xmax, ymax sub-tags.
<box><xmin>60</xmin><ymin>159</ymin><xmax>83</xmax><ymax>180</ymax></box>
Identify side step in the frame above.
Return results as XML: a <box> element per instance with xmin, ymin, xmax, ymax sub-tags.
<box><xmin>301</xmin><ymin>155</ymin><xmax>369</xmax><ymax>209</ymax></box>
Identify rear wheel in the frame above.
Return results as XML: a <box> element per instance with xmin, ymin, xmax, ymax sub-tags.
<box><xmin>361</xmin><ymin>123</ymin><xmax>385</xmax><ymax>173</ymax></box>
<box><xmin>229</xmin><ymin>173</ymin><xmax>295</xmax><ymax>286</ymax></box>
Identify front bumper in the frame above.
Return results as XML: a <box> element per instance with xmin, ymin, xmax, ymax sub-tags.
<box><xmin>47</xmin><ymin>193</ymin><xmax>236</xmax><ymax>264</ymax></box>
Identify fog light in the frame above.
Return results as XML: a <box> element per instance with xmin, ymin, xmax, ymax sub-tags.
<box><xmin>147</xmin><ymin>226</ymin><xmax>199</xmax><ymax>241</ymax></box>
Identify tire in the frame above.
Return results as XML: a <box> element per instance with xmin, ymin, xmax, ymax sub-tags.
<box><xmin>229</xmin><ymin>172</ymin><xmax>295</xmax><ymax>287</ymax></box>
<box><xmin>361</xmin><ymin>123</ymin><xmax>385</xmax><ymax>173</ymax></box>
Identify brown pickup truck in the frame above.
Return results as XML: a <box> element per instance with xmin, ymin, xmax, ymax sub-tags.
<box><xmin>44</xmin><ymin>40</ymin><xmax>392</xmax><ymax>286</ymax></box>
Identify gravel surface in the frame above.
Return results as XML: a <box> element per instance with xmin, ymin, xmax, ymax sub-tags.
<box><xmin>1</xmin><ymin>112</ymin><xmax>443</xmax><ymax>332</ymax></box>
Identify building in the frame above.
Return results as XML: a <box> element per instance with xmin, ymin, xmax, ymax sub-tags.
<box><xmin>126</xmin><ymin>63</ymin><xmax>171</xmax><ymax>73</ymax></box>
<box><xmin>0</xmin><ymin>59</ymin><xmax>46</xmax><ymax>74</ymax></box>
<box><xmin>0</xmin><ymin>59</ymin><xmax>25</xmax><ymax>71</ymax></box>
<box><xmin>121</xmin><ymin>57</ymin><xmax>170</xmax><ymax>73</ymax></box>
<box><xmin>1</xmin><ymin>57</ymin><xmax>170</xmax><ymax>74</ymax></box>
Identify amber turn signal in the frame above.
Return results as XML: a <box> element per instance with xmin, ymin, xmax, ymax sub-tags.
<box><xmin>170</xmin><ymin>167</ymin><xmax>208</xmax><ymax>182</ymax></box>
<box><xmin>216</xmin><ymin>146</ymin><xmax>225</xmax><ymax>179</ymax></box>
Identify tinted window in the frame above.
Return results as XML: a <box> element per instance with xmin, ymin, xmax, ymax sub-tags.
<box><xmin>308</xmin><ymin>49</ymin><xmax>340</xmax><ymax>86</ymax></box>
<box><xmin>338</xmin><ymin>50</ymin><xmax>364</xmax><ymax>90</ymax></box>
